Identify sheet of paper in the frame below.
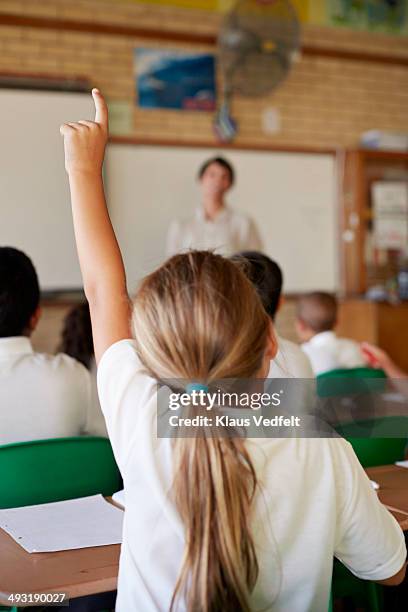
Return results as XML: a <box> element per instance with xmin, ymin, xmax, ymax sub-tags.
<box><xmin>395</xmin><ymin>460</ymin><xmax>408</xmax><ymax>468</ymax></box>
<box><xmin>0</xmin><ymin>494</ymin><xmax>123</xmax><ymax>553</ymax></box>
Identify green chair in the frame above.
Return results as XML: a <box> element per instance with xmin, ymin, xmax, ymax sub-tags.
<box><xmin>317</xmin><ymin>366</ymin><xmax>406</xmax><ymax>468</ymax></box>
<box><xmin>318</xmin><ymin>366</ymin><xmax>386</xmax><ymax>380</ymax></box>
<box><xmin>0</xmin><ymin>436</ymin><xmax>121</xmax><ymax>509</ymax></box>
<box><xmin>332</xmin><ymin>559</ymin><xmax>383</xmax><ymax>612</ymax></box>
<box><xmin>335</xmin><ymin>416</ymin><xmax>408</xmax><ymax>468</ymax></box>
<box><xmin>317</xmin><ymin>366</ymin><xmax>387</xmax><ymax>398</ymax></box>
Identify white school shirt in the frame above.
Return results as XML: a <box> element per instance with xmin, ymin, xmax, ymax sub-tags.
<box><xmin>0</xmin><ymin>336</ymin><xmax>91</xmax><ymax>444</ymax></box>
<box><xmin>269</xmin><ymin>335</ymin><xmax>314</xmax><ymax>378</ymax></box>
<box><xmin>97</xmin><ymin>339</ymin><xmax>406</xmax><ymax>612</ymax></box>
<box><xmin>84</xmin><ymin>357</ymin><xmax>108</xmax><ymax>438</ymax></box>
<box><xmin>166</xmin><ymin>205</ymin><xmax>262</xmax><ymax>257</ymax></box>
<box><xmin>268</xmin><ymin>335</ymin><xmax>315</xmax><ymax>418</ymax></box>
<box><xmin>302</xmin><ymin>331</ymin><xmax>365</xmax><ymax>376</ymax></box>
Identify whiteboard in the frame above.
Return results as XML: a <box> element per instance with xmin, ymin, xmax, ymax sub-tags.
<box><xmin>106</xmin><ymin>145</ymin><xmax>338</xmax><ymax>293</ymax></box>
<box><xmin>0</xmin><ymin>89</ymin><xmax>94</xmax><ymax>290</ymax></box>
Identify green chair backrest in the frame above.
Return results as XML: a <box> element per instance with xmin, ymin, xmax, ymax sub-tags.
<box><xmin>318</xmin><ymin>367</ymin><xmax>387</xmax><ymax>379</ymax></box>
<box><xmin>317</xmin><ymin>367</ymin><xmax>386</xmax><ymax>397</ymax></box>
<box><xmin>0</xmin><ymin>437</ymin><xmax>121</xmax><ymax>509</ymax></box>
<box><xmin>335</xmin><ymin>416</ymin><xmax>408</xmax><ymax>467</ymax></box>
<box><xmin>332</xmin><ymin>559</ymin><xmax>383</xmax><ymax>612</ymax></box>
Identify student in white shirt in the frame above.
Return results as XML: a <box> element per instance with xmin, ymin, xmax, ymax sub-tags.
<box><xmin>0</xmin><ymin>247</ymin><xmax>91</xmax><ymax>445</ymax></box>
<box><xmin>61</xmin><ymin>89</ymin><xmax>406</xmax><ymax>612</ymax></box>
<box><xmin>233</xmin><ymin>251</ymin><xmax>314</xmax><ymax>379</ymax></box>
<box><xmin>296</xmin><ymin>292</ymin><xmax>365</xmax><ymax>376</ymax></box>
<box><xmin>166</xmin><ymin>156</ymin><xmax>262</xmax><ymax>257</ymax></box>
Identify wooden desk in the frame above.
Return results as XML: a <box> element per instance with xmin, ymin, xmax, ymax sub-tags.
<box><xmin>0</xmin><ymin>499</ymin><xmax>121</xmax><ymax>607</ymax></box>
<box><xmin>0</xmin><ymin>535</ymin><xmax>120</xmax><ymax>606</ymax></box>
<box><xmin>366</xmin><ymin>464</ymin><xmax>408</xmax><ymax>531</ymax></box>
<box><xmin>0</xmin><ymin>469</ymin><xmax>407</xmax><ymax>606</ymax></box>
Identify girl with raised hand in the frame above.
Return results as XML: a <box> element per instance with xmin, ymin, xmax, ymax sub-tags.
<box><xmin>60</xmin><ymin>90</ymin><xmax>406</xmax><ymax>612</ymax></box>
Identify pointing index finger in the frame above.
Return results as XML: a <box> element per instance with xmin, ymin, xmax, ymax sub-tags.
<box><xmin>92</xmin><ymin>88</ymin><xmax>108</xmax><ymax>129</ymax></box>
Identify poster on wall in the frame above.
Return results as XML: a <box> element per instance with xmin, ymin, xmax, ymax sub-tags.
<box><xmin>328</xmin><ymin>0</ymin><xmax>408</xmax><ymax>34</ymax></box>
<box><xmin>372</xmin><ymin>181</ymin><xmax>408</xmax><ymax>250</ymax></box>
<box><xmin>134</xmin><ymin>49</ymin><xmax>216</xmax><ymax>111</ymax></box>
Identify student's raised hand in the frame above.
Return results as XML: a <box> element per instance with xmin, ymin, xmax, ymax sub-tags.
<box><xmin>361</xmin><ymin>342</ymin><xmax>390</xmax><ymax>370</ymax></box>
<box><xmin>60</xmin><ymin>88</ymin><xmax>108</xmax><ymax>175</ymax></box>
<box><xmin>361</xmin><ymin>341</ymin><xmax>407</xmax><ymax>379</ymax></box>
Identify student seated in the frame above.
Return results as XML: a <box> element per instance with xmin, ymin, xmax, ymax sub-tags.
<box><xmin>296</xmin><ymin>292</ymin><xmax>365</xmax><ymax>376</ymax></box>
<box><xmin>58</xmin><ymin>302</ymin><xmax>108</xmax><ymax>437</ymax></box>
<box><xmin>233</xmin><ymin>251</ymin><xmax>314</xmax><ymax>378</ymax></box>
<box><xmin>60</xmin><ymin>90</ymin><xmax>406</xmax><ymax>612</ymax></box>
<box><xmin>0</xmin><ymin>247</ymin><xmax>91</xmax><ymax>444</ymax></box>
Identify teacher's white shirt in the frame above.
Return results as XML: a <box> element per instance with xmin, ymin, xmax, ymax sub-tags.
<box><xmin>97</xmin><ymin>339</ymin><xmax>406</xmax><ymax>612</ymax></box>
<box><xmin>0</xmin><ymin>336</ymin><xmax>91</xmax><ymax>444</ymax></box>
<box><xmin>166</xmin><ymin>205</ymin><xmax>262</xmax><ymax>257</ymax></box>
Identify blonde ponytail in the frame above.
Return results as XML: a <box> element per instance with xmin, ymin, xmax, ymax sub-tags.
<box><xmin>132</xmin><ymin>251</ymin><xmax>270</xmax><ymax>612</ymax></box>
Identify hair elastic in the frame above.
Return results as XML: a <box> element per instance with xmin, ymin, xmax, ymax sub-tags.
<box><xmin>185</xmin><ymin>382</ymin><xmax>209</xmax><ymax>394</ymax></box>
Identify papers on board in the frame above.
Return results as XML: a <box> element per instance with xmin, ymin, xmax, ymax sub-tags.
<box><xmin>372</xmin><ymin>182</ymin><xmax>408</xmax><ymax>250</ymax></box>
<box><xmin>395</xmin><ymin>460</ymin><xmax>408</xmax><ymax>468</ymax></box>
<box><xmin>0</xmin><ymin>494</ymin><xmax>123</xmax><ymax>553</ymax></box>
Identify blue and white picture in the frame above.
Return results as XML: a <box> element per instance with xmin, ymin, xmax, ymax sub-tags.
<box><xmin>135</xmin><ymin>48</ymin><xmax>216</xmax><ymax>111</ymax></box>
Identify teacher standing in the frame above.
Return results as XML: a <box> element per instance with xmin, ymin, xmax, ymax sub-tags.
<box><xmin>166</xmin><ymin>156</ymin><xmax>263</xmax><ymax>257</ymax></box>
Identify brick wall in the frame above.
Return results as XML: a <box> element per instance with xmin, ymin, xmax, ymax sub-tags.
<box><xmin>0</xmin><ymin>0</ymin><xmax>407</xmax><ymax>149</ymax></box>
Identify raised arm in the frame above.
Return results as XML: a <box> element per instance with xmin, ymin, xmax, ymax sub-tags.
<box><xmin>361</xmin><ymin>342</ymin><xmax>408</xmax><ymax>379</ymax></box>
<box><xmin>61</xmin><ymin>89</ymin><xmax>131</xmax><ymax>363</ymax></box>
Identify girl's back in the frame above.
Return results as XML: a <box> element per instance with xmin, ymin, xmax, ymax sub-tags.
<box><xmin>60</xmin><ymin>93</ymin><xmax>406</xmax><ymax>612</ymax></box>
<box><xmin>98</xmin><ymin>339</ymin><xmax>404</xmax><ymax>612</ymax></box>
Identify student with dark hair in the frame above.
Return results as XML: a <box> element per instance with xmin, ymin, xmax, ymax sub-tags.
<box><xmin>59</xmin><ymin>302</ymin><xmax>94</xmax><ymax>369</ymax></box>
<box><xmin>235</xmin><ymin>250</ymin><xmax>282</xmax><ymax>319</ymax></box>
<box><xmin>166</xmin><ymin>156</ymin><xmax>262</xmax><ymax>256</ymax></box>
<box><xmin>58</xmin><ymin>303</ymin><xmax>107</xmax><ymax>437</ymax></box>
<box><xmin>0</xmin><ymin>247</ymin><xmax>40</xmax><ymax>338</ymax></box>
<box><xmin>296</xmin><ymin>291</ymin><xmax>365</xmax><ymax>376</ymax></box>
<box><xmin>234</xmin><ymin>251</ymin><xmax>313</xmax><ymax>378</ymax></box>
<box><xmin>0</xmin><ymin>247</ymin><xmax>91</xmax><ymax>444</ymax></box>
